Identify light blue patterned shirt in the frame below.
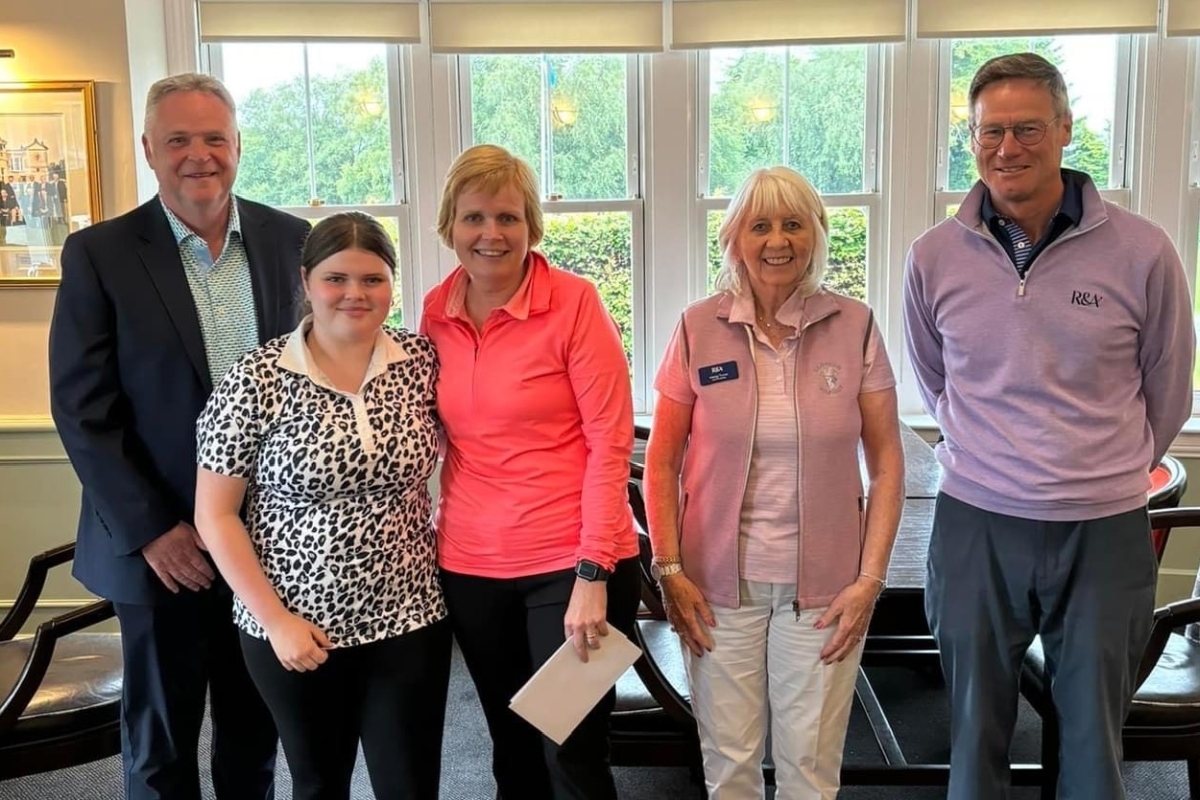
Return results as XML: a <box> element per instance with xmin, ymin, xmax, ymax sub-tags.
<box><xmin>160</xmin><ymin>198</ymin><xmax>259</xmax><ymax>387</ymax></box>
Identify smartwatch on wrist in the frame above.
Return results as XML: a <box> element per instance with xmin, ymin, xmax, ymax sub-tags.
<box><xmin>575</xmin><ymin>559</ymin><xmax>611</xmax><ymax>582</ymax></box>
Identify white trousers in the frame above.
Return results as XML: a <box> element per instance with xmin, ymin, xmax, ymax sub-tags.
<box><xmin>685</xmin><ymin>580</ymin><xmax>863</xmax><ymax>800</ymax></box>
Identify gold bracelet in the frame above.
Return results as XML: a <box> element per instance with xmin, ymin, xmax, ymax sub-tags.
<box><xmin>859</xmin><ymin>570</ymin><xmax>886</xmax><ymax>588</ymax></box>
<box><xmin>652</xmin><ymin>554</ymin><xmax>683</xmax><ymax>565</ymax></box>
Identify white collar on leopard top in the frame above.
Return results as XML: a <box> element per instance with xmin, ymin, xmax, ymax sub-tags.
<box><xmin>276</xmin><ymin>314</ymin><xmax>414</xmax><ymax>393</ymax></box>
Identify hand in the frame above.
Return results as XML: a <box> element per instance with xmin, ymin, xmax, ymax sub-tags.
<box><xmin>142</xmin><ymin>522</ymin><xmax>215</xmax><ymax>593</ymax></box>
<box><xmin>264</xmin><ymin>613</ymin><xmax>332</xmax><ymax>672</ymax></box>
<box><xmin>815</xmin><ymin>577</ymin><xmax>881</xmax><ymax>664</ymax></box>
<box><xmin>564</xmin><ymin>578</ymin><xmax>609</xmax><ymax>663</ymax></box>
<box><xmin>660</xmin><ymin>573</ymin><xmax>716</xmax><ymax>658</ymax></box>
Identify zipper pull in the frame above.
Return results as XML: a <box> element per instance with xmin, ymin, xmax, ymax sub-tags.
<box><xmin>1017</xmin><ymin>278</ymin><xmax>1026</xmax><ymax>297</ymax></box>
<box><xmin>793</xmin><ymin>600</ymin><xmax>800</xmax><ymax>622</ymax></box>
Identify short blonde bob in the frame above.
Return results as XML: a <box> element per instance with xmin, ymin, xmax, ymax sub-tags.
<box><xmin>714</xmin><ymin>166</ymin><xmax>829</xmax><ymax>298</ymax></box>
<box><xmin>436</xmin><ymin>144</ymin><xmax>544</xmax><ymax>249</ymax></box>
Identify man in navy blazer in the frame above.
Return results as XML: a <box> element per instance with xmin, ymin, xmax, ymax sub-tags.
<box><xmin>49</xmin><ymin>74</ymin><xmax>308</xmax><ymax>800</ymax></box>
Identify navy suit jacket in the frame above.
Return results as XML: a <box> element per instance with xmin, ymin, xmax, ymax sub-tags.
<box><xmin>49</xmin><ymin>197</ymin><xmax>308</xmax><ymax>605</ymax></box>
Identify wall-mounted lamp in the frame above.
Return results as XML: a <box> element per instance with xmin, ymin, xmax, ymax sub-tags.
<box><xmin>749</xmin><ymin>103</ymin><xmax>778</xmax><ymax>124</ymax></box>
<box><xmin>551</xmin><ymin>93</ymin><xmax>578</xmax><ymax>128</ymax></box>
<box><xmin>0</xmin><ymin>50</ymin><xmax>15</xmax><ymax>59</ymax></box>
<box><xmin>354</xmin><ymin>90</ymin><xmax>383</xmax><ymax>116</ymax></box>
<box><xmin>552</xmin><ymin>104</ymin><xmax>578</xmax><ymax>127</ymax></box>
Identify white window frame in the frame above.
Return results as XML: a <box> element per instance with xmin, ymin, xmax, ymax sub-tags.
<box><xmin>931</xmin><ymin>35</ymin><xmax>1136</xmax><ymax>220</ymax></box>
<box><xmin>693</xmin><ymin>45</ymin><xmax>886</xmax><ymax>324</ymax></box>
<box><xmin>205</xmin><ymin>42</ymin><xmax>421</xmax><ymax>324</ymax></box>
<box><xmin>456</xmin><ymin>53</ymin><xmax>649</xmax><ymax>413</ymax></box>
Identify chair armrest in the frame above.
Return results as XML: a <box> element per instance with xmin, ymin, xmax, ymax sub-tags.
<box><xmin>0</xmin><ymin>542</ymin><xmax>78</xmax><ymax>642</ymax></box>
<box><xmin>630</xmin><ymin>621</ymin><xmax>696</xmax><ymax>728</ymax></box>
<box><xmin>1133</xmin><ymin>596</ymin><xmax>1200</xmax><ymax>690</ymax></box>
<box><xmin>0</xmin><ymin>599</ymin><xmax>115</xmax><ymax>732</ymax></box>
<box><xmin>627</xmin><ymin>475</ymin><xmax>668</xmax><ymax>619</ymax></box>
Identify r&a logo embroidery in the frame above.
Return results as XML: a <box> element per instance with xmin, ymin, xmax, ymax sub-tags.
<box><xmin>816</xmin><ymin>363</ymin><xmax>842</xmax><ymax>394</ymax></box>
<box><xmin>1070</xmin><ymin>290</ymin><xmax>1103</xmax><ymax>308</ymax></box>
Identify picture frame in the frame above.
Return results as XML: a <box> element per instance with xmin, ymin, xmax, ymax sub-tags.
<box><xmin>0</xmin><ymin>81</ymin><xmax>101</xmax><ymax>287</ymax></box>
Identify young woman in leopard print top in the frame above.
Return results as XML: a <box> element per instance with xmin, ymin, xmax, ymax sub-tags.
<box><xmin>194</xmin><ymin>212</ymin><xmax>450</xmax><ymax>800</ymax></box>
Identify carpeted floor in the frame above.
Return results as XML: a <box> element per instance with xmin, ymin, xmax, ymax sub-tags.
<box><xmin>0</xmin><ymin>647</ymin><xmax>1189</xmax><ymax>799</ymax></box>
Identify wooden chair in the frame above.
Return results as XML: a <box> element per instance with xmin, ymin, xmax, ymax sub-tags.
<box><xmin>610</xmin><ymin>464</ymin><xmax>703</xmax><ymax>782</ymax></box>
<box><xmin>0</xmin><ymin>542</ymin><xmax>122</xmax><ymax>778</ymax></box>
<box><xmin>1022</xmin><ymin>507</ymin><xmax>1200</xmax><ymax>799</ymax></box>
<box><xmin>1149</xmin><ymin>454</ymin><xmax>1188</xmax><ymax>561</ymax></box>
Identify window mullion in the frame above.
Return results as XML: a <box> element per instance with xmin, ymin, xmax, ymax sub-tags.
<box><xmin>302</xmin><ymin>45</ymin><xmax>318</xmax><ymax>204</ymax></box>
<box><xmin>697</xmin><ymin>52</ymin><xmax>712</xmax><ymax>198</ymax></box>
<box><xmin>541</xmin><ymin>55</ymin><xmax>553</xmax><ymax>198</ymax></box>
<box><xmin>628</xmin><ymin>54</ymin><xmax>641</xmax><ymax>199</ymax></box>
<box><xmin>782</xmin><ymin>48</ymin><xmax>791</xmax><ymax>167</ymax></box>
<box><xmin>1111</xmin><ymin>35</ymin><xmax>1134</xmax><ymax>189</ymax></box>
<box><xmin>386</xmin><ymin>46</ymin><xmax>408</xmax><ymax>205</ymax></box>
<box><xmin>934</xmin><ymin>40</ymin><xmax>953</xmax><ymax>193</ymax></box>
<box><xmin>863</xmin><ymin>45</ymin><xmax>882</xmax><ymax>194</ymax></box>
<box><xmin>456</xmin><ymin>55</ymin><xmax>474</xmax><ymax>149</ymax></box>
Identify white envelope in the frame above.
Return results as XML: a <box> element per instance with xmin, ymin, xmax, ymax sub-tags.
<box><xmin>509</xmin><ymin>628</ymin><xmax>642</xmax><ymax>745</ymax></box>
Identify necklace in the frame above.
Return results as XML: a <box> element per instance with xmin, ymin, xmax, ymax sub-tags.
<box><xmin>757</xmin><ymin>311</ymin><xmax>782</xmax><ymax>331</ymax></box>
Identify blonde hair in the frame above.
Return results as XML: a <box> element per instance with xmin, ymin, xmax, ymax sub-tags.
<box><xmin>437</xmin><ymin>144</ymin><xmax>543</xmax><ymax>249</ymax></box>
<box><xmin>714</xmin><ymin>166</ymin><xmax>829</xmax><ymax>298</ymax></box>
<box><xmin>144</xmin><ymin>73</ymin><xmax>237</xmax><ymax>135</ymax></box>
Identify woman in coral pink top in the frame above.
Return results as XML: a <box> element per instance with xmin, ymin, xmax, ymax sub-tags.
<box><xmin>420</xmin><ymin>144</ymin><xmax>640</xmax><ymax>800</ymax></box>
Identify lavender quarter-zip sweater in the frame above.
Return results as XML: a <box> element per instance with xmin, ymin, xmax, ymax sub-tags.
<box><xmin>903</xmin><ymin>176</ymin><xmax>1195</xmax><ymax>521</ymax></box>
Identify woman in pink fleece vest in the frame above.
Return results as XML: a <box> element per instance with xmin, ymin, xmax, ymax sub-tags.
<box><xmin>644</xmin><ymin>166</ymin><xmax>905</xmax><ymax>799</ymax></box>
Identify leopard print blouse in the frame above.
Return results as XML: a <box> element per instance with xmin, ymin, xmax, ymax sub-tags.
<box><xmin>196</xmin><ymin>323</ymin><xmax>446</xmax><ymax>647</ymax></box>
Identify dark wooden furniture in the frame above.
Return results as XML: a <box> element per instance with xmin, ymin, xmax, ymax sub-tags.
<box><xmin>610</xmin><ymin>466</ymin><xmax>703</xmax><ymax>794</ymax></box>
<box><xmin>1023</xmin><ymin>506</ymin><xmax>1200</xmax><ymax>800</ymax></box>
<box><xmin>0</xmin><ymin>543</ymin><xmax>122</xmax><ymax>778</ymax></box>
<box><xmin>1150</xmin><ymin>455</ymin><xmax>1188</xmax><ymax>560</ymax></box>
<box><xmin>622</xmin><ymin>424</ymin><xmax>971</xmax><ymax>786</ymax></box>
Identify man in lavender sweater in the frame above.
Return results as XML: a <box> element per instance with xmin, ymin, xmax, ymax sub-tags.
<box><xmin>904</xmin><ymin>52</ymin><xmax>1195</xmax><ymax>800</ymax></box>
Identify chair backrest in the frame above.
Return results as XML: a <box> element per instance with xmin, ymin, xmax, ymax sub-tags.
<box><xmin>628</xmin><ymin>464</ymin><xmax>667</xmax><ymax>619</ymax></box>
<box><xmin>1136</xmin><ymin>508</ymin><xmax>1200</xmax><ymax>682</ymax></box>
<box><xmin>1149</xmin><ymin>455</ymin><xmax>1188</xmax><ymax>563</ymax></box>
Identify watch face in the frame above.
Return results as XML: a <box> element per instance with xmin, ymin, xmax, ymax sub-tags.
<box><xmin>576</xmin><ymin>560</ymin><xmax>608</xmax><ymax>581</ymax></box>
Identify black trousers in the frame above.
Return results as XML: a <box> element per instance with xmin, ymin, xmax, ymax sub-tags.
<box><xmin>441</xmin><ymin>557</ymin><xmax>641</xmax><ymax>800</ymax></box>
<box><xmin>240</xmin><ymin>618</ymin><xmax>452</xmax><ymax>800</ymax></box>
<box><xmin>114</xmin><ymin>583</ymin><xmax>277</xmax><ymax>800</ymax></box>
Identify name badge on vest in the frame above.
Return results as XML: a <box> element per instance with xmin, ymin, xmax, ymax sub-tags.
<box><xmin>698</xmin><ymin>361</ymin><xmax>739</xmax><ymax>386</ymax></box>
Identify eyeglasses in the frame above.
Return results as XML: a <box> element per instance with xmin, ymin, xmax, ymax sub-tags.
<box><xmin>970</xmin><ymin>116</ymin><xmax>1061</xmax><ymax>149</ymax></box>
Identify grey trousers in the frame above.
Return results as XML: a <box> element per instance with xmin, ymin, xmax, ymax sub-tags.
<box><xmin>926</xmin><ymin>492</ymin><xmax>1157</xmax><ymax>800</ymax></box>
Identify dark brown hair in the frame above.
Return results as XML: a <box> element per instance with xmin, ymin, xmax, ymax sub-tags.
<box><xmin>299</xmin><ymin>211</ymin><xmax>397</xmax><ymax>315</ymax></box>
<box><xmin>968</xmin><ymin>52</ymin><xmax>1070</xmax><ymax>126</ymax></box>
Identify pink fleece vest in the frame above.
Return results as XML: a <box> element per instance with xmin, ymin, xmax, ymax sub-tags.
<box><xmin>657</xmin><ymin>290</ymin><xmax>891</xmax><ymax>609</ymax></box>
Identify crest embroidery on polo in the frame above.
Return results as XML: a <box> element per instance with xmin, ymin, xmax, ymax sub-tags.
<box><xmin>816</xmin><ymin>363</ymin><xmax>842</xmax><ymax>394</ymax></box>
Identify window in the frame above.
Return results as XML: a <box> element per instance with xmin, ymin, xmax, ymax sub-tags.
<box><xmin>698</xmin><ymin>46</ymin><xmax>878</xmax><ymax>302</ymax></box>
<box><xmin>460</xmin><ymin>54</ymin><xmax>645</xmax><ymax>408</ymax></box>
<box><xmin>935</xmin><ymin>35</ymin><xmax>1131</xmax><ymax>218</ymax></box>
<box><xmin>208</xmin><ymin>42</ymin><xmax>412</xmax><ymax>326</ymax></box>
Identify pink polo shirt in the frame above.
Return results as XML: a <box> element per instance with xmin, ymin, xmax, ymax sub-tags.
<box><xmin>421</xmin><ymin>251</ymin><xmax>638</xmax><ymax>578</ymax></box>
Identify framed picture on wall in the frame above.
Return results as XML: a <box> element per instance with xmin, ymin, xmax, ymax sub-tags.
<box><xmin>0</xmin><ymin>81</ymin><xmax>101</xmax><ymax>287</ymax></box>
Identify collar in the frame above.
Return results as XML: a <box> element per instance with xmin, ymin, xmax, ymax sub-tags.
<box><xmin>975</xmin><ymin>168</ymin><xmax>1087</xmax><ymax>233</ymax></box>
<box><xmin>159</xmin><ymin>196</ymin><xmax>241</xmax><ymax>247</ymax></box>
<box><xmin>716</xmin><ymin>286</ymin><xmax>840</xmax><ymax>330</ymax></box>
<box><xmin>277</xmin><ymin>315</ymin><xmax>412</xmax><ymax>392</ymax></box>
<box><xmin>436</xmin><ymin>250</ymin><xmax>552</xmax><ymax>324</ymax></box>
